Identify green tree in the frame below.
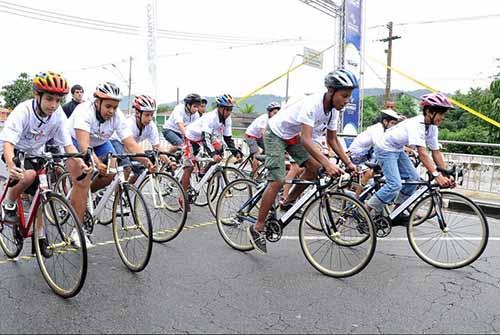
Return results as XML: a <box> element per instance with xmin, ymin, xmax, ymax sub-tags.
<box><xmin>157</xmin><ymin>104</ymin><xmax>174</xmax><ymax>114</ymax></box>
<box><xmin>239</xmin><ymin>103</ymin><xmax>255</xmax><ymax>114</ymax></box>
<box><xmin>0</xmin><ymin>73</ymin><xmax>33</xmax><ymax>109</ymax></box>
<box><xmin>395</xmin><ymin>94</ymin><xmax>418</xmax><ymax>117</ymax></box>
<box><xmin>361</xmin><ymin>95</ymin><xmax>380</xmax><ymax>128</ymax></box>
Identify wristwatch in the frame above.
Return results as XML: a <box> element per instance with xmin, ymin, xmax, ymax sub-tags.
<box><xmin>432</xmin><ymin>171</ymin><xmax>441</xmax><ymax>178</ymax></box>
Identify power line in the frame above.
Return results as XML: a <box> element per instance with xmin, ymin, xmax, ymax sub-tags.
<box><xmin>368</xmin><ymin>13</ymin><xmax>500</xmax><ymax>29</ymax></box>
<box><xmin>0</xmin><ymin>0</ymin><xmax>293</xmax><ymax>44</ymax></box>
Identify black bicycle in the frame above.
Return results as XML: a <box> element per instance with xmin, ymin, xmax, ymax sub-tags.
<box><xmin>215</xmin><ymin>171</ymin><xmax>377</xmax><ymax>278</ymax></box>
<box><xmin>357</xmin><ymin>162</ymin><xmax>488</xmax><ymax>269</ymax></box>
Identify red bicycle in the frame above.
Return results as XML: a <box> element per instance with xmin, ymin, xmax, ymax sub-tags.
<box><xmin>0</xmin><ymin>151</ymin><xmax>88</xmax><ymax>298</ymax></box>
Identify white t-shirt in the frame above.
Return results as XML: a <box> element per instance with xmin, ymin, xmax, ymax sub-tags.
<box><xmin>349</xmin><ymin>123</ymin><xmax>384</xmax><ymax>158</ymax></box>
<box><xmin>0</xmin><ymin>99</ymin><xmax>72</xmax><ymax>155</ymax></box>
<box><xmin>186</xmin><ymin>109</ymin><xmax>232</xmax><ymax>142</ymax></box>
<box><xmin>268</xmin><ymin>93</ymin><xmax>338</xmax><ymax>140</ymax></box>
<box><xmin>376</xmin><ymin>115</ymin><xmax>439</xmax><ymax>152</ymax></box>
<box><xmin>69</xmin><ymin>100</ymin><xmax>132</xmax><ymax>147</ymax></box>
<box><xmin>111</xmin><ymin>117</ymin><xmax>160</xmax><ymax>146</ymax></box>
<box><xmin>245</xmin><ymin>114</ymin><xmax>268</xmax><ymax>138</ymax></box>
<box><xmin>163</xmin><ymin>103</ymin><xmax>200</xmax><ymax>133</ymax></box>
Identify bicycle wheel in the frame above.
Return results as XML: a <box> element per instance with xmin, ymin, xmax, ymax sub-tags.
<box><xmin>407</xmin><ymin>191</ymin><xmax>488</xmax><ymax>269</ymax></box>
<box><xmin>34</xmin><ymin>192</ymin><xmax>87</xmax><ymax>298</ymax></box>
<box><xmin>93</xmin><ymin>187</ymin><xmax>114</xmax><ymax>226</ymax></box>
<box><xmin>138</xmin><ymin>172</ymin><xmax>187</xmax><ymax>243</ymax></box>
<box><xmin>55</xmin><ymin>171</ymin><xmax>72</xmax><ymax>198</ymax></box>
<box><xmin>207</xmin><ymin>167</ymin><xmax>246</xmax><ymax>217</ymax></box>
<box><xmin>299</xmin><ymin>192</ymin><xmax>376</xmax><ymax>278</ymax></box>
<box><xmin>47</xmin><ymin>163</ymin><xmax>66</xmax><ymax>191</ymax></box>
<box><xmin>112</xmin><ymin>183</ymin><xmax>153</xmax><ymax>272</ymax></box>
<box><xmin>0</xmin><ymin>221</ymin><xmax>23</xmax><ymax>259</ymax></box>
<box><xmin>216</xmin><ymin>179</ymin><xmax>259</xmax><ymax>251</ymax></box>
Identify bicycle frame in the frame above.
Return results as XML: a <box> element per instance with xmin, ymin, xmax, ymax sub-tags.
<box><xmin>133</xmin><ymin>170</ymin><xmax>167</xmax><ymax>209</ymax></box>
<box><xmin>0</xmin><ymin>168</ymin><xmax>50</xmax><ymax>239</ymax></box>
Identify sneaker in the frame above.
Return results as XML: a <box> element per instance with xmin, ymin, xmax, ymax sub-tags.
<box><xmin>247</xmin><ymin>225</ymin><xmax>267</xmax><ymax>254</ymax></box>
<box><xmin>38</xmin><ymin>238</ymin><xmax>53</xmax><ymax>258</ymax></box>
<box><xmin>1</xmin><ymin>202</ymin><xmax>19</xmax><ymax>225</ymax></box>
<box><xmin>70</xmin><ymin>228</ymin><xmax>95</xmax><ymax>249</ymax></box>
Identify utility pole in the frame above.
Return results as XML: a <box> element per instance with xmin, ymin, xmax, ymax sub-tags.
<box><xmin>176</xmin><ymin>87</ymin><xmax>180</xmax><ymax>104</ymax></box>
<box><xmin>378</xmin><ymin>22</ymin><xmax>401</xmax><ymax>103</ymax></box>
<box><xmin>127</xmin><ymin>56</ymin><xmax>133</xmax><ymax>116</ymax></box>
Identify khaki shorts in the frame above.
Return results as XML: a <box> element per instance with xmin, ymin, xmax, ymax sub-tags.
<box><xmin>264</xmin><ymin>128</ymin><xmax>309</xmax><ymax>182</ymax></box>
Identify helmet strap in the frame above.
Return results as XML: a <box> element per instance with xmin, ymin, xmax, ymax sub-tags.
<box><xmin>95</xmin><ymin>99</ymin><xmax>106</xmax><ymax>124</ymax></box>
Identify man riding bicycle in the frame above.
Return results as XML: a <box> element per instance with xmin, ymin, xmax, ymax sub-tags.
<box><xmin>366</xmin><ymin>92</ymin><xmax>456</xmax><ymax>221</ymax></box>
<box><xmin>244</xmin><ymin>101</ymin><xmax>280</xmax><ymax>176</ymax></box>
<box><xmin>69</xmin><ymin>82</ymin><xmax>156</xmax><ymax>246</ymax></box>
<box><xmin>162</xmin><ymin>93</ymin><xmax>202</xmax><ymax>153</ymax></box>
<box><xmin>0</xmin><ymin>71</ymin><xmax>91</xmax><ymax>256</ymax></box>
<box><xmin>248</xmin><ymin>69</ymin><xmax>359</xmax><ymax>254</ymax></box>
<box><xmin>110</xmin><ymin>94</ymin><xmax>175</xmax><ymax>184</ymax></box>
<box><xmin>181</xmin><ymin>94</ymin><xmax>240</xmax><ymax>211</ymax></box>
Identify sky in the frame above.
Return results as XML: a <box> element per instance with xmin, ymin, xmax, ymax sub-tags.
<box><xmin>0</xmin><ymin>0</ymin><xmax>499</xmax><ymax>104</ymax></box>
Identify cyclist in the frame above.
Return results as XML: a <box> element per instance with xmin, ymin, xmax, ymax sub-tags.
<box><xmin>244</xmin><ymin>101</ymin><xmax>280</xmax><ymax>176</ymax></box>
<box><xmin>110</xmin><ymin>94</ymin><xmax>175</xmax><ymax>184</ymax></box>
<box><xmin>248</xmin><ymin>69</ymin><xmax>359</xmax><ymax>254</ymax></box>
<box><xmin>366</xmin><ymin>92</ymin><xmax>455</xmax><ymax>221</ymax></box>
<box><xmin>162</xmin><ymin>93</ymin><xmax>202</xmax><ymax>153</ymax></box>
<box><xmin>349</xmin><ymin>109</ymin><xmax>402</xmax><ymax>190</ymax></box>
<box><xmin>0</xmin><ymin>71</ymin><xmax>91</xmax><ymax>256</ymax></box>
<box><xmin>199</xmin><ymin>97</ymin><xmax>208</xmax><ymax>116</ymax></box>
<box><xmin>69</xmin><ymin>82</ymin><xmax>155</xmax><ymax>246</ymax></box>
<box><xmin>181</xmin><ymin>94</ymin><xmax>240</xmax><ymax>211</ymax></box>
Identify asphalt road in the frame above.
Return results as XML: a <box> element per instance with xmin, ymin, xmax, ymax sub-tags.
<box><xmin>1</xmin><ymin>200</ymin><xmax>500</xmax><ymax>334</ymax></box>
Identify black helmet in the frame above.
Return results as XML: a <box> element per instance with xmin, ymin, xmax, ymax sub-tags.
<box><xmin>184</xmin><ymin>93</ymin><xmax>202</xmax><ymax>105</ymax></box>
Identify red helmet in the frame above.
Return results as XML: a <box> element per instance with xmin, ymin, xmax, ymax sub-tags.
<box><xmin>133</xmin><ymin>94</ymin><xmax>156</xmax><ymax>112</ymax></box>
<box><xmin>33</xmin><ymin>71</ymin><xmax>69</xmax><ymax>96</ymax></box>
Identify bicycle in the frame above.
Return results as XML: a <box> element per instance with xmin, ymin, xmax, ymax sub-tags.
<box><xmin>0</xmin><ymin>152</ymin><xmax>88</xmax><ymax>298</ymax></box>
<box><xmin>132</xmin><ymin>150</ymin><xmax>188</xmax><ymax>243</ymax></box>
<box><xmin>215</xmin><ymin>171</ymin><xmax>377</xmax><ymax>278</ymax></box>
<box><xmin>224</xmin><ymin>147</ymin><xmax>268</xmax><ymax>180</ymax></box>
<box><xmin>56</xmin><ymin>150</ymin><xmax>154</xmax><ymax>272</ymax></box>
<box><xmin>358</xmin><ymin>162</ymin><xmax>488</xmax><ymax>269</ymax></box>
<box><xmin>173</xmin><ymin>148</ymin><xmax>246</xmax><ymax>217</ymax></box>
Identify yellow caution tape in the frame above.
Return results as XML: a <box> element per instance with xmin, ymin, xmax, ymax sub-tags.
<box><xmin>366</xmin><ymin>55</ymin><xmax>500</xmax><ymax>129</ymax></box>
<box><xmin>236</xmin><ymin>44</ymin><xmax>335</xmax><ymax>105</ymax></box>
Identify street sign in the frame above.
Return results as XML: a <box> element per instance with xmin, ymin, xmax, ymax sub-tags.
<box><xmin>302</xmin><ymin>47</ymin><xmax>323</xmax><ymax>69</ymax></box>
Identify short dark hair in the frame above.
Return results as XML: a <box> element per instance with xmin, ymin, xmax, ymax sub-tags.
<box><xmin>71</xmin><ymin>84</ymin><xmax>84</xmax><ymax>94</ymax></box>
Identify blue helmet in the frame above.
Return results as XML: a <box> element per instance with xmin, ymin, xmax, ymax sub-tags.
<box><xmin>324</xmin><ymin>69</ymin><xmax>359</xmax><ymax>89</ymax></box>
<box><xmin>215</xmin><ymin>94</ymin><xmax>234</xmax><ymax>107</ymax></box>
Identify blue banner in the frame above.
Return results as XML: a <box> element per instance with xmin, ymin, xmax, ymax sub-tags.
<box><xmin>343</xmin><ymin>0</ymin><xmax>363</xmax><ymax>143</ymax></box>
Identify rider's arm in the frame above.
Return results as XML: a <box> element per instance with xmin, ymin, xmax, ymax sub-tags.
<box><xmin>200</xmin><ymin>131</ymin><xmax>216</xmax><ymax>157</ymax></box>
<box><xmin>122</xmin><ymin>136</ymin><xmax>152</xmax><ymax>168</ymax></box>
<box><xmin>431</xmin><ymin>149</ymin><xmax>447</xmax><ymax>169</ymax></box>
<box><xmin>416</xmin><ymin>146</ymin><xmax>436</xmax><ymax>172</ymax></box>
<box><xmin>326</xmin><ymin>130</ymin><xmax>354</xmax><ymax>168</ymax></box>
<box><xmin>301</xmin><ymin>125</ymin><xmax>332</xmax><ymax>168</ymax></box>
<box><xmin>3</xmin><ymin>142</ymin><xmax>16</xmax><ymax>170</ymax></box>
<box><xmin>176</xmin><ymin>122</ymin><xmax>187</xmax><ymax>137</ymax></box>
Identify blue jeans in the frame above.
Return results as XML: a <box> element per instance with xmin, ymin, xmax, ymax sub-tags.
<box><xmin>373</xmin><ymin>147</ymin><xmax>421</xmax><ymax>205</ymax></box>
<box><xmin>162</xmin><ymin>129</ymin><xmax>183</xmax><ymax>146</ymax></box>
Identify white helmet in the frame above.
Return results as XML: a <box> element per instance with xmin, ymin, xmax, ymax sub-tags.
<box><xmin>94</xmin><ymin>82</ymin><xmax>122</xmax><ymax>101</ymax></box>
<box><xmin>380</xmin><ymin>109</ymin><xmax>402</xmax><ymax>121</ymax></box>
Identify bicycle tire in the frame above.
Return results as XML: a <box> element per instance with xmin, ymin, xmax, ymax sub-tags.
<box><xmin>137</xmin><ymin>172</ymin><xmax>187</xmax><ymax>243</ymax></box>
<box><xmin>112</xmin><ymin>183</ymin><xmax>153</xmax><ymax>272</ymax></box>
<box><xmin>207</xmin><ymin>167</ymin><xmax>246</xmax><ymax>217</ymax></box>
<box><xmin>34</xmin><ymin>192</ymin><xmax>87</xmax><ymax>298</ymax></box>
<box><xmin>407</xmin><ymin>190</ymin><xmax>489</xmax><ymax>269</ymax></box>
<box><xmin>216</xmin><ymin>179</ymin><xmax>259</xmax><ymax>251</ymax></box>
<box><xmin>299</xmin><ymin>192</ymin><xmax>376</xmax><ymax>278</ymax></box>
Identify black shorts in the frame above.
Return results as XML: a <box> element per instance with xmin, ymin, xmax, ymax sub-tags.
<box><xmin>2</xmin><ymin>150</ymin><xmax>43</xmax><ymax>195</ymax></box>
